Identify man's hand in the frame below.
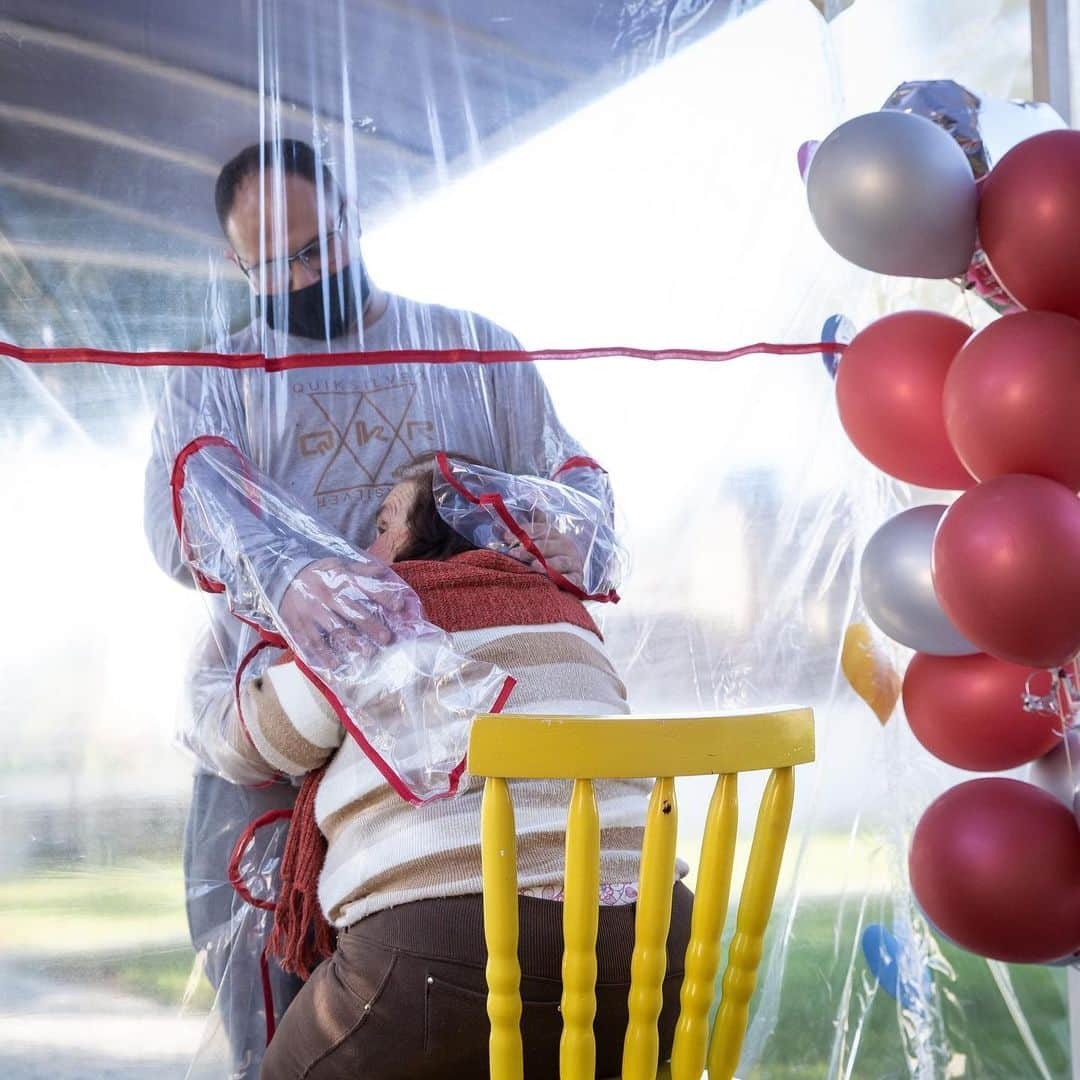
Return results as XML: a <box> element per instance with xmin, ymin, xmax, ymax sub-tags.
<box><xmin>510</xmin><ymin>515</ymin><xmax>586</xmax><ymax>591</ymax></box>
<box><xmin>278</xmin><ymin>556</ymin><xmax>417</xmax><ymax>671</ymax></box>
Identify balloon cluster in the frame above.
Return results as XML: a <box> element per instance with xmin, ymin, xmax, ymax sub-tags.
<box><xmin>808</xmin><ymin>106</ymin><xmax>1080</xmax><ymax>965</ymax></box>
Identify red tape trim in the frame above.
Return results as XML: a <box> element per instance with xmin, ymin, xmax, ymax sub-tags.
<box><xmin>226</xmin><ymin>815</ymin><xmax>287</xmax><ymax>1054</ymax></box>
<box><xmin>225</xmin><ymin>666</ymin><xmax>517</xmax><ymax>1047</ymax></box>
<box><xmin>227</xmin><ymin>807</ymin><xmax>294</xmax><ymax>913</ymax></box>
<box><xmin>233</xmin><ymin>611</ymin><xmax>288</xmax><ymax>650</ymax></box>
<box><xmin>169</xmin><ymin>435</ymin><xmax>265</xmax><ymax>592</ymax></box>
<box><xmin>171</xmin><ymin>435</ymin><xmax>494</xmax><ymax>804</ymax></box>
<box><xmin>552</xmin><ymin>456</ymin><xmax>606</xmax><ymax>478</ymax></box>
<box><xmin>488</xmin><ymin>674</ymin><xmax>517</xmax><ymax>716</ymax></box>
<box><xmin>170</xmin><ymin>436</ymin><xmax>238</xmax><ymax>593</ymax></box>
<box><xmin>289</xmin><ymin>649</ymin><xmax>517</xmax><ymax>806</ymax></box>
<box><xmin>260</xmin><ymin>944</ymin><xmax>278</xmax><ymax>1046</ymax></box>
<box><xmin>2</xmin><ymin>339</ymin><xmax>846</xmax><ymax>370</ymax></box>
<box><xmin>435</xmin><ymin>452</ymin><xmax>618</xmax><ymax>604</ymax></box>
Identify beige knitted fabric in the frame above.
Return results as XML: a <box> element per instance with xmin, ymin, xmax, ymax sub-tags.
<box><xmin>239</xmin><ymin>621</ymin><xmax>673</xmax><ymax>927</ymax></box>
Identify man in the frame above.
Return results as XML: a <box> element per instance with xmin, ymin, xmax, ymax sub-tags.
<box><xmin>144</xmin><ymin>139</ymin><xmax>606</xmax><ymax>1077</ymax></box>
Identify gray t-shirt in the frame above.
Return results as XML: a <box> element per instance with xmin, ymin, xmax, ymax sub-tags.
<box><xmin>146</xmin><ymin>292</ymin><xmax>586</xmax><ymax>581</ymax></box>
<box><xmin>144</xmin><ymin>291</ymin><xmax>591</xmax><ymax>779</ymax></box>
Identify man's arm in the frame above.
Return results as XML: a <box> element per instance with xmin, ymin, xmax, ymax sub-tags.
<box><xmin>145</xmin><ymin>365</ymin><xmax>397</xmax><ymax>663</ymax></box>
<box><xmin>144</xmin><ymin>366</ymin><xmax>240</xmax><ymax>589</ymax></box>
<box><xmin>148</xmin><ymin>371</ymin><xmax>511</xmax><ymax>802</ymax></box>
<box><xmin>145</xmin><ymin>366</ymin><xmax>312</xmax><ymax>601</ymax></box>
<box><xmin>484</xmin><ymin>358</ymin><xmax>623</xmax><ymax>597</ymax></box>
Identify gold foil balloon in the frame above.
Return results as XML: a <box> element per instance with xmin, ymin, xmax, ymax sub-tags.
<box><xmin>842</xmin><ymin>622</ymin><xmax>901</xmax><ymax>725</ymax></box>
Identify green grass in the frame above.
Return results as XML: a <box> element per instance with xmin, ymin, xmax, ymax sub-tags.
<box><xmin>0</xmin><ymin>861</ymin><xmax>189</xmax><ymax>954</ymax></box>
<box><xmin>35</xmin><ymin>942</ymin><xmax>214</xmax><ymax>1009</ymax></box>
<box><xmin>0</xmin><ymin>860</ymin><xmax>213</xmax><ymax>1007</ymax></box>
<box><xmin>740</xmin><ymin>900</ymin><xmax>1070</xmax><ymax>1079</ymax></box>
<box><xmin>0</xmin><ymin>858</ymin><xmax>1070</xmax><ymax>1076</ymax></box>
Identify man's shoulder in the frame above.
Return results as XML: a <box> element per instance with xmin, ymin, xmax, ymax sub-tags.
<box><xmin>214</xmin><ymin>321</ymin><xmax>262</xmax><ymax>355</ymax></box>
<box><xmin>205</xmin><ymin>321</ymin><xmax>351</xmax><ymax>362</ymax></box>
<box><xmin>383</xmin><ymin>293</ymin><xmax>520</xmax><ymax>351</ymax></box>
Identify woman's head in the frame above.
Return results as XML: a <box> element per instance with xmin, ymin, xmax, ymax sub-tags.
<box><xmin>368</xmin><ymin>456</ymin><xmax>479</xmax><ymax>564</ymax></box>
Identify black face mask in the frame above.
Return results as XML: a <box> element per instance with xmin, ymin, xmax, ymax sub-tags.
<box><xmin>261</xmin><ymin>261</ymin><xmax>370</xmax><ymax>340</ymax></box>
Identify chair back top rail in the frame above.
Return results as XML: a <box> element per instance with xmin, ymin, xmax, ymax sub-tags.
<box><xmin>467</xmin><ymin>708</ymin><xmax>815</xmax><ymax>780</ymax></box>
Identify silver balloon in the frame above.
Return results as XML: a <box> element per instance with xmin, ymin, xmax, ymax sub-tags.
<box><xmin>882</xmin><ymin>80</ymin><xmax>986</xmax><ymax>176</ymax></box>
<box><xmin>806</xmin><ymin>110</ymin><xmax>977</xmax><ymax>278</ymax></box>
<box><xmin>882</xmin><ymin>79</ymin><xmax>1066</xmax><ymax>178</ymax></box>
<box><xmin>860</xmin><ymin>505</ymin><xmax>978</xmax><ymax>655</ymax></box>
<box><xmin>1027</xmin><ymin>728</ymin><xmax>1080</xmax><ymax>810</ymax></box>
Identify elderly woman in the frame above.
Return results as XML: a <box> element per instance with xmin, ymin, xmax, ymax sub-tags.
<box><xmin>233</xmin><ymin>459</ymin><xmax>692</xmax><ymax>1080</ymax></box>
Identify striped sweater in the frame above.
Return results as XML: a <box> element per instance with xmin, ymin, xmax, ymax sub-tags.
<box><xmin>231</xmin><ymin>550</ymin><xmax>661</xmax><ymax>927</ymax></box>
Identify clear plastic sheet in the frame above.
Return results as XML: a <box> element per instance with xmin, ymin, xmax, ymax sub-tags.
<box><xmin>163</xmin><ymin>423</ymin><xmax>512</xmax><ymax>803</ymax></box>
<box><xmin>0</xmin><ymin>1</ymin><xmax>1070</xmax><ymax>1079</ymax></box>
<box><xmin>432</xmin><ymin>452</ymin><xmax>627</xmax><ymax>601</ymax></box>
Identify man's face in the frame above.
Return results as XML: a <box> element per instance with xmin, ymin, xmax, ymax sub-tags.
<box><xmin>225</xmin><ymin>172</ymin><xmax>345</xmax><ymax>294</ymax></box>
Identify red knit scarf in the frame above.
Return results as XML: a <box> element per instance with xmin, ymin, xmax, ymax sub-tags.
<box><xmin>268</xmin><ymin>551</ymin><xmax>598</xmax><ymax>977</ymax></box>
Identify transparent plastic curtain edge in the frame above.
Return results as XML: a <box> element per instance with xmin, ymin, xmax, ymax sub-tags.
<box><xmin>0</xmin><ymin>1</ymin><xmax>1070</xmax><ymax>1078</ymax></box>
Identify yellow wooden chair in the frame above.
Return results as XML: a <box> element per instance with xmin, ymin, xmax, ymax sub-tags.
<box><xmin>467</xmin><ymin>707</ymin><xmax>815</xmax><ymax>1080</ymax></box>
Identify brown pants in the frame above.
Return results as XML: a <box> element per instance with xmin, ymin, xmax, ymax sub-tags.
<box><xmin>261</xmin><ymin>884</ymin><xmax>693</xmax><ymax>1079</ymax></box>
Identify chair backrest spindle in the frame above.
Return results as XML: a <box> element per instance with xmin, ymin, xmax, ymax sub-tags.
<box><xmin>469</xmin><ymin>709</ymin><xmax>813</xmax><ymax>1080</ymax></box>
<box><xmin>481</xmin><ymin>775</ymin><xmax>525</xmax><ymax>1080</ymax></box>
<box><xmin>559</xmin><ymin>777</ymin><xmax>602</xmax><ymax>1080</ymax></box>
<box><xmin>707</xmin><ymin>766</ymin><xmax>795</xmax><ymax>1079</ymax></box>
<box><xmin>669</xmin><ymin>772</ymin><xmax>739</xmax><ymax>1080</ymax></box>
<box><xmin>622</xmin><ymin>776</ymin><xmax>679</xmax><ymax>1080</ymax></box>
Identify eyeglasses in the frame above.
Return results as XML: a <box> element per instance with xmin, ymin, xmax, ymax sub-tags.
<box><xmin>235</xmin><ymin>203</ymin><xmax>347</xmax><ymax>288</ymax></box>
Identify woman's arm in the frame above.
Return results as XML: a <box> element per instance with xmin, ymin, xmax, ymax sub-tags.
<box><xmin>240</xmin><ymin>651</ymin><xmax>344</xmax><ymax>778</ymax></box>
<box><xmin>183</xmin><ymin>631</ymin><xmax>344</xmax><ymax>783</ymax></box>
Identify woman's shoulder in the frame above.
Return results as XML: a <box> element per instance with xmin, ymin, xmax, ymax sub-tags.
<box><xmin>393</xmin><ymin>548</ymin><xmax>525</xmax><ymax>584</ymax></box>
<box><xmin>392</xmin><ymin>551</ymin><xmax>599</xmax><ymax>637</ymax></box>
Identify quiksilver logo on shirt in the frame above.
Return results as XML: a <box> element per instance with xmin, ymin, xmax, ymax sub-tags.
<box><xmin>296</xmin><ymin>383</ymin><xmax>435</xmax><ymax>495</ymax></box>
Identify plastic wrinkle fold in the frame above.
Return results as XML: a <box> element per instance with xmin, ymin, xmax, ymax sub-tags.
<box><xmin>171</xmin><ymin>435</ymin><xmax>514</xmax><ymax>805</ymax></box>
<box><xmin>4</xmin><ymin>4</ymin><xmax>1071</xmax><ymax>1077</ymax></box>
<box><xmin>434</xmin><ymin>451</ymin><xmax>626</xmax><ymax>602</ymax></box>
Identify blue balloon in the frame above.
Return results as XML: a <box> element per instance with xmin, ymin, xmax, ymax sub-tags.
<box><xmin>821</xmin><ymin>313</ymin><xmax>855</xmax><ymax>379</ymax></box>
<box><xmin>861</xmin><ymin>923</ymin><xmax>931</xmax><ymax>1010</ymax></box>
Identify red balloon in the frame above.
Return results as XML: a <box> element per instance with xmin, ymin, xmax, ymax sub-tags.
<box><xmin>980</xmin><ymin>130</ymin><xmax>1080</xmax><ymax>318</ymax></box>
<box><xmin>944</xmin><ymin>311</ymin><xmax>1080</xmax><ymax>490</ymax></box>
<box><xmin>903</xmin><ymin>652</ymin><xmax>1058</xmax><ymax>771</ymax></box>
<box><xmin>910</xmin><ymin>778</ymin><xmax>1080</xmax><ymax>963</ymax></box>
<box><xmin>932</xmin><ymin>475</ymin><xmax>1080</xmax><ymax>668</ymax></box>
<box><xmin>836</xmin><ymin>312</ymin><xmax>973</xmax><ymax>489</ymax></box>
